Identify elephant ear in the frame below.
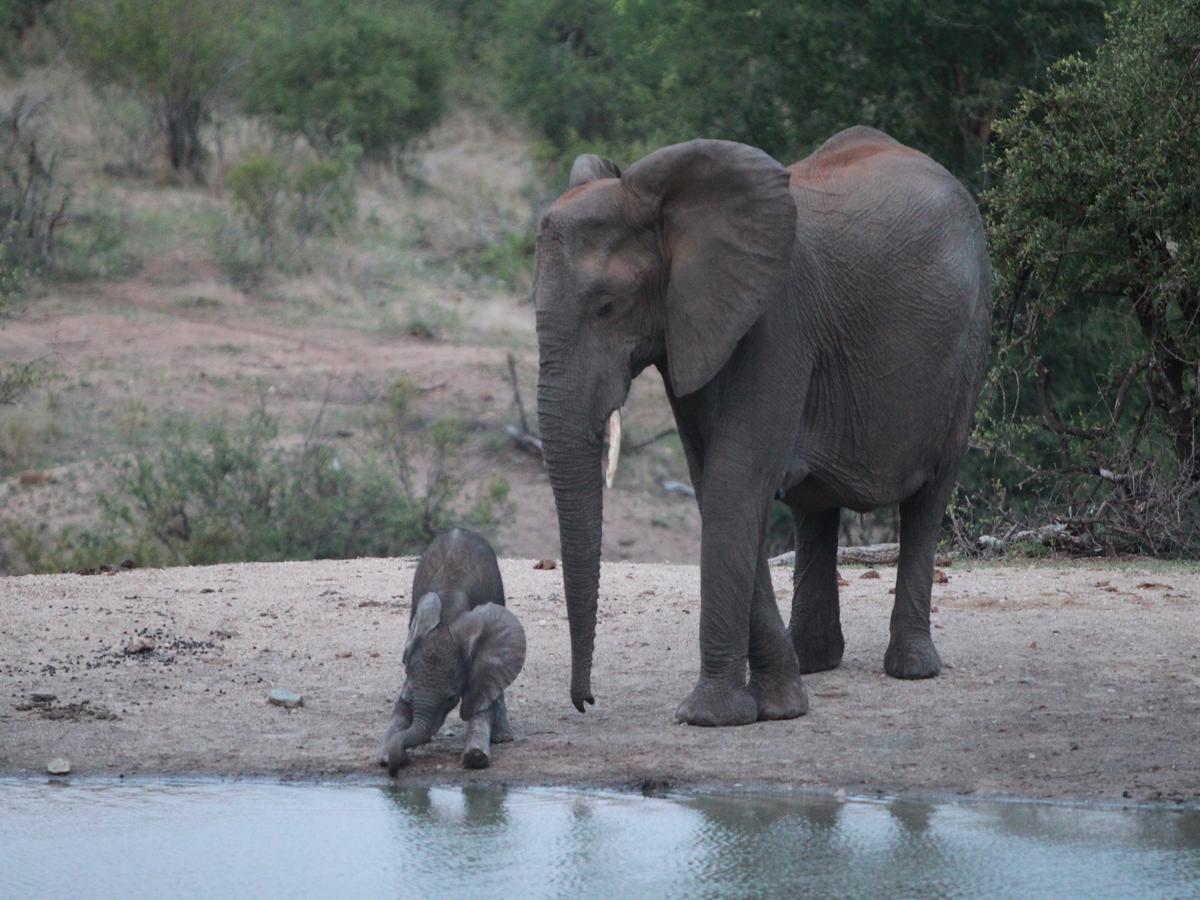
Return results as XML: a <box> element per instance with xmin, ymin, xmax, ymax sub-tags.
<box><xmin>569</xmin><ymin>154</ymin><xmax>621</xmax><ymax>188</ymax></box>
<box><xmin>403</xmin><ymin>591</ymin><xmax>442</xmax><ymax>667</ymax></box>
<box><xmin>449</xmin><ymin>603</ymin><xmax>526</xmax><ymax>720</ymax></box>
<box><xmin>623</xmin><ymin>140</ymin><xmax>796</xmax><ymax>396</ymax></box>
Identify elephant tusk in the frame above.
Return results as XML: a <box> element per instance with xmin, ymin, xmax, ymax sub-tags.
<box><xmin>604</xmin><ymin>409</ymin><xmax>622</xmax><ymax>489</ymax></box>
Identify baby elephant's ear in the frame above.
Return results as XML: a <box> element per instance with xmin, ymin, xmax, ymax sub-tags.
<box><xmin>403</xmin><ymin>592</ymin><xmax>442</xmax><ymax>667</ymax></box>
<box><xmin>449</xmin><ymin>604</ymin><xmax>526</xmax><ymax>720</ymax></box>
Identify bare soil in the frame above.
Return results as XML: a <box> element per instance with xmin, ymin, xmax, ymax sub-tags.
<box><xmin>2</xmin><ymin>556</ymin><xmax>1197</xmax><ymax>805</ymax></box>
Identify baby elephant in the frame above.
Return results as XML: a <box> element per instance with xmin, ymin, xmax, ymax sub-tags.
<box><xmin>380</xmin><ymin>528</ymin><xmax>526</xmax><ymax>774</ymax></box>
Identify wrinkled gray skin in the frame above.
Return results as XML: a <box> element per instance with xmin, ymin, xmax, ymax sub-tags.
<box><xmin>535</xmin><ymin>127</ymin><xmax>992</xmax><ymax>727</ymax></box>
<box><xmin>380</xmin><ymin>528</ymin><xmax>526</xmax><ymax>772</ymax></box>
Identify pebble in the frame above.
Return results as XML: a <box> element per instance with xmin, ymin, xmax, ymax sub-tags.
<box><xmin>46</xmin><ymin>757</ymin><xmax>71</xmax><ymax>775</ymax></box>
<box><xmin>1019</xmin><ymin>676</ymin><xmax>1038</xmax><ymax>685</ymax></box>
<box><xmin>268</xmin><ymin>689</ymin><xmax>304</xmax><ymax>709</ymax></box>
<box><xmin>31</xmin><ymin>692</ymin><xmax>57</xmax><ymax>703</ymax></box>
<box><xmin>124</xmin><ymin>636</ymin><xmax>156</xmax><ymax>654</ymax></box>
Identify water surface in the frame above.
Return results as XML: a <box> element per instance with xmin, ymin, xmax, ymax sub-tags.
<box><xmin>2</xmin><ymin>781</ymin><xmax>1198</xmax><ymax>898</ymax></box>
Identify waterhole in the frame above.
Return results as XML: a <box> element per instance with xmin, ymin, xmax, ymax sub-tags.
<box><xmin>2</xmin><ymin>781</ymin><xmax>1197</xmax><ymax>898</ymax></box>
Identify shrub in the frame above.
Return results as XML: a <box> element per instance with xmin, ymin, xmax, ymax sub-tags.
<box><xmin>495</xmin><ymin>0</ymin><xmax>1111</xmax><ymax>189</ymax></box>
<box><xmin>223</xmin><ymin>150</ymin><xmax>358</xmax><ymax>271</ymax></box>
<box><xmin>245</xmin><ymin>0</ymin><xmax>452</xmax><ymax>160</ymax></box>
<box><xmin>979</xmin><ymin>0</ymin><xmax>1200</xmax><ymax>555</ymax></box>
<box><xmin>70</xmin><ymin>0</ymin><xmax>247</xmax><ymax>179</ymax></box>
<box><xmin>226</xmin><ymin>152</ymin><xmax>289</xmax><ymax>263</ymax></box>
<box><xmin>0</xmin><ymin>398</ymin><xmax>510</xmax><ymax>572</ymax></box>
<box><xmin>291</xmin><ymin>156</ymin><xmax>357</xmax><ymax>238</ymax></box>
<box><xmin>0</xmin><ymin>94</ymin><xmax>67</xmax><ymax>271</ymax></box>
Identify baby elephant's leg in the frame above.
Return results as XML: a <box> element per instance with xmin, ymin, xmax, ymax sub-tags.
<box><xmin>462</xmin><ymin>706</ymin><xmax>495</xmax><ymax>769</ymax></box>
<box><xmin>492</xmin><ymin>693</ymin><xmax>513</xmax><ymax>743</ymax></box>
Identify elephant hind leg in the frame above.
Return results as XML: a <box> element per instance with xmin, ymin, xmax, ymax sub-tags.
<box><xmin>787</xmin><ymin>507</ymin><xmax>844</xmax><ymax>673</ymax></box>
<box><xmin>884</xmin><ymin>467</ymin><xmax>956</xmax><ymax>679</ymax></box>
<box><xmin>748</xmin><ymin>549</ymin><xmax>807</xmax><ymax>720</ymax></box>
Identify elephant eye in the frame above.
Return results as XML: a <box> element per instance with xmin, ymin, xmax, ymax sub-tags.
<box><xmin>596</xmin><ymin>300</ymin><xmax>615</xmax><ymax>320</ymax></box>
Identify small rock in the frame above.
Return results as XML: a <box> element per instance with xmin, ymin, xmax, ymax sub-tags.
<box><xmin>124</xmin><ymin>636</ymin><xmax>156</xmax><ymax>654</ymax></box>
<box><xmin>46</xmin><ymin>757</ymin><xmax>71</xmax><ymax>775</ymax></box>
<box><xmin>1019</xmin><ymin>676</ymin><xmax>1038</xmax><ymax>685</ymax></box>
<box><xmin>30</xmin><ymin>692</ymin><xmax>57</xmax><ymax>703</ymax></box>
<box><xmin>533</xmin><ymin>559</ymin><xmax>557</xmax><ymax>570</ymax></box>
<box><xmin>860</xmin><ymin>569</ymin><xmax>881</xmax><ymax>580</ymax></box>
<box><xmin>335</xmin><ymin>650</ymin><xmax>353</xmax><ymax>659</ymax></box>
<box><xmin>268</xmin><ymin>689</ymin><xmax>304</xmax><ymax>709</ymax></box>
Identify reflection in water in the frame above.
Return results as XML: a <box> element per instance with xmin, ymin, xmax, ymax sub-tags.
<box><xmin>1</xmin><ymin>780</ymin><xmax>1198</xmax><ymax>899</ymax></box>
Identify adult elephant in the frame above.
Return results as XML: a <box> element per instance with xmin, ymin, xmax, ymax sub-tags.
<box><xmin>534</xmin><ymin>126</ymin><xmax>992</xmax><ymax>727</ymax></box>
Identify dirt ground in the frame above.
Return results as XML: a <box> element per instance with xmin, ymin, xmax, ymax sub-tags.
<box><xmin>2</xmin><ymin>555</ymin><xmax>1197</xmax><ymax>806</ymax></box>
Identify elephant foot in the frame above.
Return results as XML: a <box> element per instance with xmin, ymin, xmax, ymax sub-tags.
<box><xmin>793</xmin><ymin>631</ymin><xmax>845</xmax><ymax>674</ymax></box>
<box><xmin>748</xmin><ymin>672</ymin><xmax>808</xmax><ymax>720</ymax></box>
<box><xmin>675</xmin><ymin>677</ymin><xmax>758</xmax><ymax>727</ymax></box>
<box><xmin>462</xmin><ymin>747</ymin><xmax>491</xmax><ymax>769</ymax></box>
<box><xmin>884</xmin><ymin>630</ymin><xmax>942</xmax><ymax>679</ymax></box>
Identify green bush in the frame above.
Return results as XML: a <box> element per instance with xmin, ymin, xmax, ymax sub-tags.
<box><xmin>245</xmin><ymin>0</ymin><xmax>452</xmax><ymax>160</ymax></box>
<box><xmin>291</xmin><ymin>156</ymin><xmax>357</xmax><ymax>237</ymax></box>
<box><xmin>495</xmin><ymin>0</ymin><xmax>1112</xmax><ymax>188</ymax></box>
<box><xmin>70</xmin><ymin>0</ymin><xmax>247</xmax><ymax>179</ymax></box>
<box><xmin>0</xmin><ymin>399</ymin><xmax>510</xmax><ymax>573</ymax></box>
<box><xmin>223</xmin><ymin>150</ymin><xmax>358</xmax><ymax>273</ymax></box>
<box><xmin>226</xmin><ymin>152</ymin><xmax>289</xmax><ymax>263</ymax></box>
<box><xmin>978</xmin><ymin>0</ymin><xmax>1200</xmax><ymax>555</ymax></box>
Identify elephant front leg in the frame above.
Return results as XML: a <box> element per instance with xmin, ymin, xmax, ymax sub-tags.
<box><xmin>787</xmin><ymin>507</ymin><xmax>845</xmax><ymax>673</ymax></box>
<box><xmin>462</xmin><ymin>706</ymin><xmax>495</xmax><ymax>769</ymax></box>
<box><xmin>378</xmin><ymin>685</ymin><xmax>413</xmax><ymax>767</ymax></box>
<box><xmin>675</xmin><ymin>482</ymin><xmax>764</xmax><ymax>728</ymax></box>
<box><xmin>748</xmin><ymin>549</ymin><xmax>808</xmax><ymax>720</ymax></box>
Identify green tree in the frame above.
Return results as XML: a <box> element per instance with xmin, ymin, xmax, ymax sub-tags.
<box><xmin>981</xmin><ymin>0</ymin><xmax>1200</xmax><ymax>554</ymax></box>
<box><xmin>70</xmin><ymin>0</ymin><xmax>247</xmax><ymax>179</ymax></box>
<box><xmin>496</xmin><ymin>0</ymin><xmax>1111</xmax><ymax>189</ymax></box>
<box><xmin>245</xmin><ymin>0</ymin><xmax>451</xmax><ymax>159</ymax></box>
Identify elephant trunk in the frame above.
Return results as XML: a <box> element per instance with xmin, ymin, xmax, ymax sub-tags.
<box><xmin>538</xmin><ymin>375</ymin><xmax>605</xmax><ymax>714</ymax></box>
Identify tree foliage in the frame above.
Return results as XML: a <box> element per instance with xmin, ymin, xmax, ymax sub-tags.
<box><xmin>71</xmin><ymin>0</ymin><xmax>248</xmax><ymax>179</ymax></box>
<box><xmin>980</xmin><ymin>0</ymin><xmax>1200</xmax><ymax>554</ymax></box>
<box><xmin>245</xmin><ymin>0</ymin><xmax>451</xmax><ymax>159</ymax></box>
<box><xmin>496</xmin><ymin>0</ymin><xmax>1111</xmax><ymax>187</ymax></box>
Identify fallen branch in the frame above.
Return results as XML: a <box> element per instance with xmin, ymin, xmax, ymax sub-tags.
<box><xmin>506</xmin><ymin>353</ymin><xmax>532</xmax><ymax>434</ymax></box>
<box><xmin>505</xmin><ymin>423</ymin><xmax>543</xmax><ymax>457</ymax></box>
<box><xmin>660</xmin><ymin>479</ymin><xmax>695</xmax><ymax>498</ymax></box>
<box><xmin>504</xmin><ymin>353</ymin><xmax>543</xmax><ymax>459</ymax></box>
<box><xmin>627</xmin><ymin>427</ymin><xmax>678</xmax><ymax>453</ymax></box>
<box><xmin>771</xmin><ymin>543</ymin><xmax>951</xmax><ymax>567</ymax></box>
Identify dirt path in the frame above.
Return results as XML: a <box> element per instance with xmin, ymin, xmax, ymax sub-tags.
<box><xmin>1</xmin><ymin>558</ymin><xmax>1197</xmax><ymax>805</ymax></box>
